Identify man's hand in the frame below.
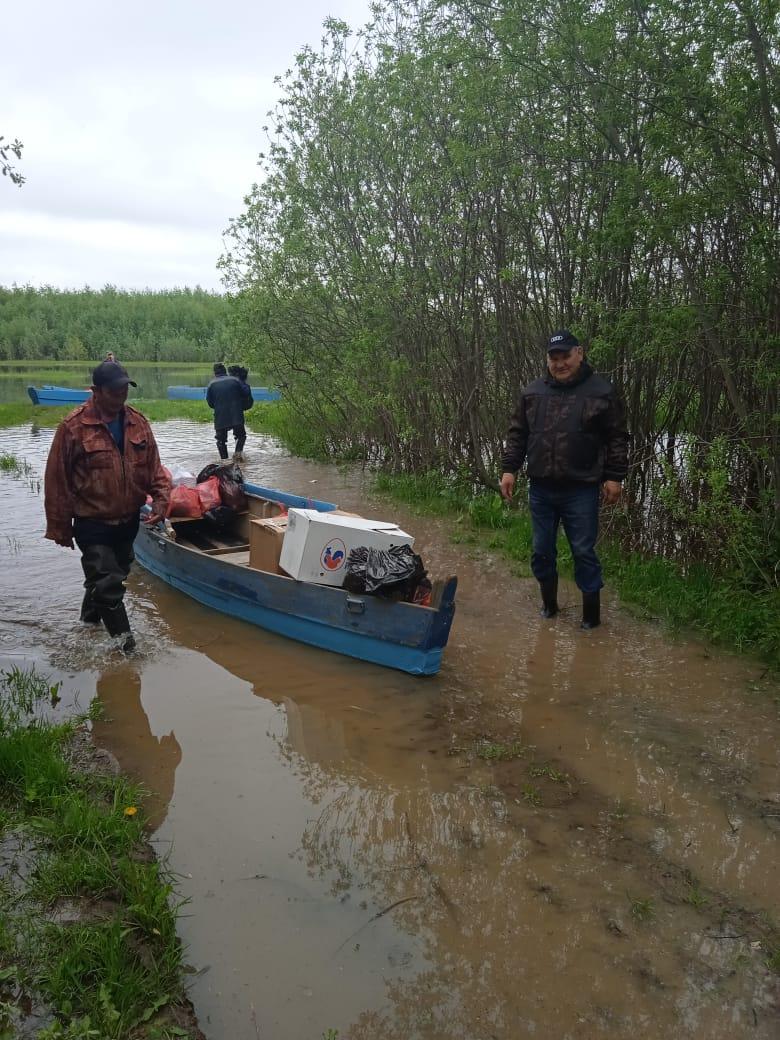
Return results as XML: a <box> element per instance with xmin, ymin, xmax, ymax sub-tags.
<box><xmin>601</xmin><ymin>480</ymin><xmax>622</xmax><ymax>506</ymax></box>
<box><xmin>143</xmin><ymin>511</ymin><xmax>165</xmax><ymax>526</ymax></box>
<box><xmin>500</xmin><ymin>472</ymin><xmax>516</xmax><ymax>501</ymax></box>
<box><xmin>54</xmin><ymin>534</ymin><xmax>75</xmax><ymax>549</ymax></box>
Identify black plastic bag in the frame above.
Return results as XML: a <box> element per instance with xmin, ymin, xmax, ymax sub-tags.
<box><xmin>344</xmin><ymin>544</ymin><xmax>427</xmax><ymax>600</ymax></box>
<box><xmin>196</xmin><ymin>461</ymin><xmax>244</xmax><ymax>485</ymax></box>
<box><xmin>195</xmin><ymin>461</ymin><xmax>247</xmax><ymax>512</ymax></box>
<box><xmin>202</xmin><ymin>505</ymin><xmax>237</xmax><ymax>532</ymax></box>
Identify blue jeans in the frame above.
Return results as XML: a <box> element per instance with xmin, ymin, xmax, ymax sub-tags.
<box><xmin>528</xmin><ymin>481</ymin><xmax>603</xmax><ymax>594</ymax></box>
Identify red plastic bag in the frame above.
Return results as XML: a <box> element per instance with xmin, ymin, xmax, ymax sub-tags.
<box><xmin>197</xmin><ymin>476</ymin><xmax>221</xmax><ymax>512</ymax></box>
<box><xmin>167</xmin><ymin>485</ymin><xmax>202</xmax><ymax>518</ymax></box>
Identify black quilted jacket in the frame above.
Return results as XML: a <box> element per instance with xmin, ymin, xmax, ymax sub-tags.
<box><xmin>501</xmin><ymin>362</ymin><xmax>629</xmax><ymax>483</ymax></box>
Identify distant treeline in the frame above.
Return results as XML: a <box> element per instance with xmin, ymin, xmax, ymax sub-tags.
<box><xmin>224</xmin><ymin>0</ymin><xmax>779</xmax><ymax>584</ymax></box>
<box><xmin>0</xmin><ymin>286</ymin><xmax>231</xmax><ymax>362</ymax></box>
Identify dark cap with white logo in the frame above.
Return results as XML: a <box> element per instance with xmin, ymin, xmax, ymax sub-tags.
<box><xmin>546</xmin><ymin>329</ymin><xmax>579</xmax><ymax>353</ymax></box>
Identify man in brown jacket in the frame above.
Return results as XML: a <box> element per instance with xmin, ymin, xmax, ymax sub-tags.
<box><xmin>44</xmin><ymin>360</ymin><xmax>170</xmax><ymax>651</ymax></box>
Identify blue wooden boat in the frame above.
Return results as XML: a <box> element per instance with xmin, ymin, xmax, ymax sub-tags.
<box><xmin>134</xmin><ymin>481</ymin><xmax>457</xmax><ymax>675</ymax></box>
<box><xmin>28</xmin><ymin>384</ymin><xmax>91</xmax><ymax>406</ymax></box>
<box><xmin>167</xmin><ymin>385</ymin><xmax>281</xmax><ymax>402</ymax></box>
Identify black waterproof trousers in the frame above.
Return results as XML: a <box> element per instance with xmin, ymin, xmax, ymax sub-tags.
<box><xmin>73</xmin><ymin>517</ymin><xmax>140</xmax><ymax>619</ymax></box>
<box><xmin>215</xmin><ymin>424</ymin><xmax>247</xmax><ymax>459</ymax></box>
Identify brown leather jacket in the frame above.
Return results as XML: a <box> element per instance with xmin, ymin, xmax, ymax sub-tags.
<box><xmin>44</xmin><ymin>401</ymin><xmax>170</xmax><ymax>542</ymax></box>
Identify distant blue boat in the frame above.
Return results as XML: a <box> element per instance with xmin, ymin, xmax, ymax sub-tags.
<box><xmin>134</xmin><ymin>482</ymin><xmax>457</xmax><ymax>676</ymax></box>
<box><xmin>167</xmin><ymin>385</ymin><xmax>281</xmax><ymax>402</ymax></box>
<box><xmin>27</xmin><ymin>385</ymin><xmax>91</xmax><ymax>406</ymax></box>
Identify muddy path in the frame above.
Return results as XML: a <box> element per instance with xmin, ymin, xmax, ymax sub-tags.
<box><xmin>1</xmin><ymin>419</ymin><xmax>778</xmax><ymax>1039</ymax></box>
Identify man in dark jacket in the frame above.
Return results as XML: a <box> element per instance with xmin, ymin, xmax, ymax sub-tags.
<box><xmin>206</xmin><ymin>362</ymin><xmax>253</xmax><ymax>461</ymax></box>
<box><xmin>500</xmin><ymin>330</ymin><xmax>629</xmax><ymax>629</ymax></box>
<box><xmin>44</xmin><ymin>360</ymin><xmax>170</xmax><ymax>652</ymax></box>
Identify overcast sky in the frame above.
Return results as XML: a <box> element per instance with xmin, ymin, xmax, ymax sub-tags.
<box><xmin>1</xmin><ymin>0</ymin><xmax>372</xmax><ymax>292</ymax></box>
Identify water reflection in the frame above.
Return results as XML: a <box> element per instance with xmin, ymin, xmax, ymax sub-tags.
<box><xmin>160</xmin><ymin>624</ymin><xmax>779</xmax><ymax>1038</ymax></box>
<box><xmin>90</xmin><ymin>665</ymin><xmax>182</xmax><ymax>830</ymax></box>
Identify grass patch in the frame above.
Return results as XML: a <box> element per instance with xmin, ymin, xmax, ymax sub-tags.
<box><xmin>628</xmin><ymin>894</ymin><xmax>656</xmax><ymax>922</ymax></box>
<box><xmin>127</xmin><ymin>400</ymin><xmax>212</xmax><ymax>424</ymax></box>
<box><xmin>528</xmin><ymin>763</ymin><xmax>569</xmax><ymax>783</ymax></box>
<box><xmin>683</xmin><ymin>880</ymin><xmax>708</xmax><ymax>910</ymax></box>
<box><xmin>0</xmin><ymin>452</ymin><xmax>33</xmax><ymax>477</ymax></box>
<box><xmin>0</xmin><ymin>401</ymin><xmax>215</xmax><ymax>430</ymax></box>
<box><xmin>244</xmin><ymin>401</ymin><xmax>330</xmax><ymax>458</ymax></box>
<box><xmin>474</xmin><ymin>740</ymin><xmax>526</xmax><ymax>762</ymax></box>
<box><xmin>521</xmin><ymin>784</ymin><xmax>542</xmax><ymax>807</ymax></box>
<box><xmin>373</xmin><ymin>472</ymin><xmax>780</xmax><ymax>671</ymax></box>
<box><xmin>0</xmin><ymin>398</ymin><xmax>286</xmax><ymax>434</ymax></box>
<box><xmin>0</xmin><ymin>666</ymin><xmax>198</xmax><ymax>1038</ymax></box>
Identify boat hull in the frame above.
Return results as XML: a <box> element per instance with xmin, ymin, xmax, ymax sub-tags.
<box><xmin>28</xmin><ymin>385</ymin><xmax>91</xmax><ymax>406</ymax></box>
<box><xmin>133</xmin><ymin>487</ymin><xmax>456</xmax><ymax>676</ymax></box>
<box><xmin>167</xmin><ymin>385</ymin><xmax>281</xmax><ymax>402</ymax></box>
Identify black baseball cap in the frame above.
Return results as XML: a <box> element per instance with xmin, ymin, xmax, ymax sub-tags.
<box><xmin>547</xmin><ymin>329</ymin><xmax>580</xmax><ymax>353</ymax></box>
<box><xmin>91</xmin><ymin>360</ymin><xmax>137</xmax><ymax>389</ymax></box>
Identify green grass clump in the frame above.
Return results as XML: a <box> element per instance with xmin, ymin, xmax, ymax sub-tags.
<box><xmin>0</xmin><ymin>403</ymin><xmax>70</xmax><ymax>428</ymax></box>
<box><xmin>475</xmin><ymin>740</ymin><xmax>526</xmax><ymax>761</ymax></box>
<box><xmin>128</xmin><ymin>400</ymin><xmax>212</xmax><ymax>423</ymax></box>
<box><xmin>245</xmin><ymin>401</ymin><xmax>328</xmax><ymax>457</ymax></box>
<box><xmin>628</xmin><ymin>895</ymin><xmax>656</xmax><ymax>922</ymax></box>
<box><xmin>0</xmin><ymin>666</ymin><xmax>193</xmax><ymax>1038</ymax></box>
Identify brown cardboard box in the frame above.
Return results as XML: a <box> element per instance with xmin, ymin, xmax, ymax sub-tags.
<box><xmin>249</xmin><ymin>515</ymin><xmax>288</xmax><ymax>573</ymax></box>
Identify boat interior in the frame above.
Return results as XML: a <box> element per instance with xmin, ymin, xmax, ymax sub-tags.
<box><xmin>166</xmin><ymin>493</ymin><xmax>449</xmax><ymax>609</ymax></box>
<box><xmin>168</xmin><ymin>494</ymin><xmax>282</xmax><ymax>567</ymax></box>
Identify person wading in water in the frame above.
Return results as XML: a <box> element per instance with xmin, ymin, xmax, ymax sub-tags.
<box><xmin>44</xmin><ymin>360</ymin><xmax>170</xmax><ymax>652</ymax></box>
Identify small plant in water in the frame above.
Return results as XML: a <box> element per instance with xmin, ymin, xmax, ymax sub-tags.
<box><xmin>683</xmin><ymin>872</ymin><xmax>708</xmax><ymax>909</ymax></box>
<box><xmin>322</xmin><ymin>1030</ymin><xmax>339</xmax><ymax>1040</ymax></box>
<box><xmin>521</xmin><ymin>784</ymin><xmax>542</xmax><ymax>807</ymax></box>
<box><xmin>0</xmin><ymin>453</ymin><xmax>33</xmax><ymax>477</ymax></box>
<box><xmin>765</xmin><ymin>946</ymin><xmax>780</xmax><ymax>974</ymax></box>
<box><xmin>529</xmin><ymin>763</ymin><xmax>569</xmax><ymax>783</ymax></box>
<box><xmin>608</xmin><ymin>800</ymin><xmax>629</xmax><ymax>822</ymax></box>
<box><xmin>475</xmin><ymin>739</ymin><xmax>526</xmax><ymax>761</ymax></box>
<box><xmin>0</xmin><ymin>665</ymin><xmax>62</xmax><ymax>731</ymax></box>
<box><xmin>628</xmin><ymin>894</ymin><xmax>656</xmax><ymax>922</ymax></box>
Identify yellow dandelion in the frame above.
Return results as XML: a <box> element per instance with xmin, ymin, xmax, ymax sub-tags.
<box><xmin>123</xmin><ymin>806</ymin><xmax>138</xmax><ymax>817</ymax></box>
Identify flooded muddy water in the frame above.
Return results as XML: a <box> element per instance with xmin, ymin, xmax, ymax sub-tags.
<box><xmin>1</xmin><ymin>419</ymin><xmax>778</xmax><ymax>1039</ymax></box>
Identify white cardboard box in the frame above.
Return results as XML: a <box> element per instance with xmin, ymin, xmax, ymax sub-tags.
<box><xmin>279</xmin><ymin>508</ymin><xmax>414</xmax><ymax>586</ymax></box>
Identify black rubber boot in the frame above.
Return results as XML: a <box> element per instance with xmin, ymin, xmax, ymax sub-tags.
<box><xmin>100</xmin><ymin>603</ymin><xmax>136</xmax><ymax>652</ymax></box>
<box><xmin>80</xmin><ymin>591</ymin><xmax>102</xmax><ymax>625</ymax></box>
<box><xmin>581</xmin><ymin>591</ymin><xmax>601</xmax><ymax>629</ymax></box>
<box><xmin>539</xmin><ymin>577</ymin><xmax>559</xmax><ymax>618</ymax></box>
